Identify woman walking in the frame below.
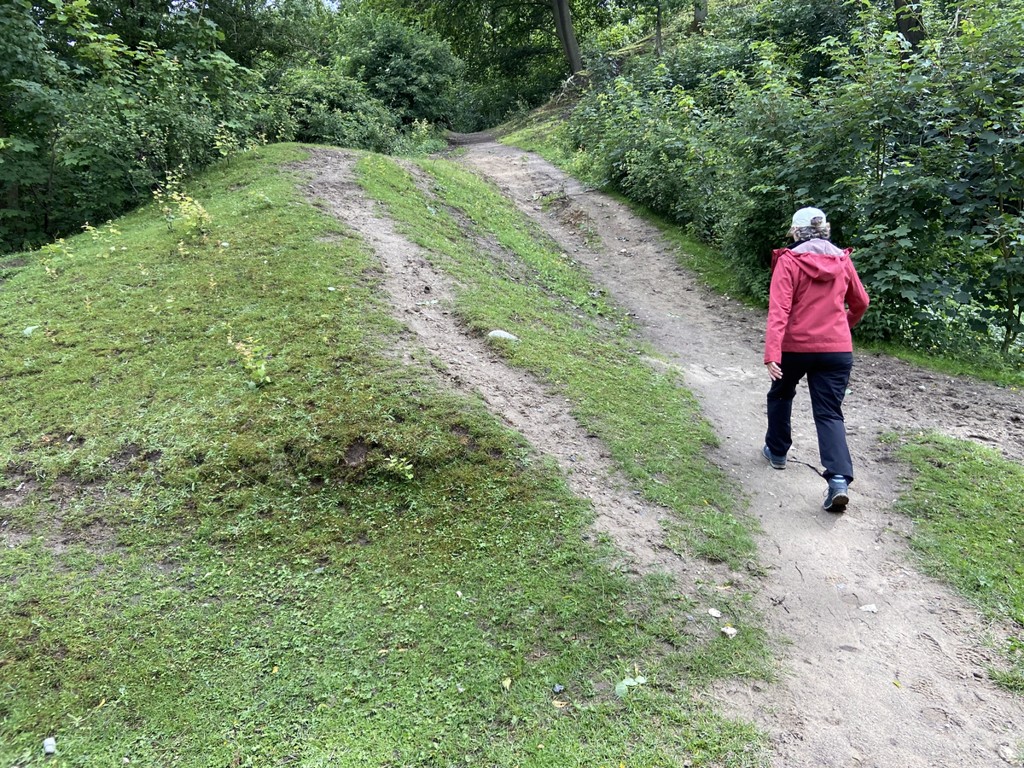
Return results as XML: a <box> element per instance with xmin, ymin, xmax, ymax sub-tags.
<box><xmin>762</xmin><ymin>207</ymin><xmax>870</xmax><ymax>512</ymax></box>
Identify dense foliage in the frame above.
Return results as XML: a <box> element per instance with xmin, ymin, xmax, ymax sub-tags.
<box><xmin>567</xmin><ymin>0</ymin><xmax>1024</xmax><ymax>366</ymax></box>
<box><xmin>1</xmin><ymin>0</ymin><xmax>254</xmax><ymax>251</ymax></box>
<box><xmin>2</xmin><ymin>0</ymin><xmax>618</xmax><ymax>253</ymax></box>
<box><xmin>0</xmin><ymin>0</ymin><xmax>465</xmax><ymax>253</ymax></box>
<box><xmin>361</xmin><ymin>0</ymin><xmax>612</xmax><ymax>127</ymax></box>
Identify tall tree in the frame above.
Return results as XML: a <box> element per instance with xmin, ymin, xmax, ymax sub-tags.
<box><xmin>363</xmin><ymin>0</ymin><xmax>606</xmax><ymax>78</ymax></box>
<box><xmin>894</xmin><ymin>0</ymin><xmax>926</xmax><ymax>50</ymax></box>
<box><xmin>692</xmin><ymin>0</ymin><xmax>708</xmax><ymax>33</ymax></box>
<box><xmin>551</xmin><ymin>0</ymin><xmax>582</xmax><ymax>74</ymax></box>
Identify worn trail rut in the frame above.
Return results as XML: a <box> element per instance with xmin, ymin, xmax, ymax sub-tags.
<box><xmin>302</xmin><ymin>141</ymin><xmax>1023</xmax><ymax>768</ymax></box>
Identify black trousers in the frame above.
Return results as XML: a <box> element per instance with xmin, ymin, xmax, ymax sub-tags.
<box><xmin>765</xmin><ymin>351</ymin><xmax>854</xmax><ymax>481</ymax></box>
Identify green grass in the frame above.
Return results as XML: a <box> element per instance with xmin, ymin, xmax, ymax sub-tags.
<box><xmin>891</xmin><ymin>433</ymin><xmax>1024</xmax><ymax>691</ymax></box>
<box><xmin>499</xmin><ymin>103</ymin><xmax>577</xmax><ymax>169</ymax></box>
<box><xmin>0</xmin><ymin>144</ymin><xmax>768</xmax><ymax>766</ymax></box>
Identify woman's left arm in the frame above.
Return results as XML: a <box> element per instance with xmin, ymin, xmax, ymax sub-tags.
<box><xmin>845</xmin><ymin>260</ymin><xmax>870</xmax><ymax>328</ymax></box>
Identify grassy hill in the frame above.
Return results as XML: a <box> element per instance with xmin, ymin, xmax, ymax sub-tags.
<box><xmin>0</xmin><ymin>144</ymin><xmax>770</xmax><ymax>767</ymax></box>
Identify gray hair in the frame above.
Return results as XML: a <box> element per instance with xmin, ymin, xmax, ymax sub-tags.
<box><xmin>789</xmin><ymin>220</ymin><xmax>831</xmax><ymax>242</ymax></box>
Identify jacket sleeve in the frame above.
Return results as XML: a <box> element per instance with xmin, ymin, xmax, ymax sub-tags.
<box><xmin>844</xmin><ymin>253</ymin><xmax>870</xmax><ymax>329</ymax></box>
<box><xmin>764</xmin><ymin>251</ymin><xmax>794</xmax><ymax>363</ymax></box>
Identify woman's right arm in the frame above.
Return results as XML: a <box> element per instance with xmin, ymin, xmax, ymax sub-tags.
<box><xmin>764</xmin><ymin>254</ymin><xmax>794</xmax><ymax>364</ymax></box>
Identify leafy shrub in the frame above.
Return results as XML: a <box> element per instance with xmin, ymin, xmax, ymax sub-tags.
<box><xmin>270</xmin><ymin>63</ymin><xmax>399</xmax><ymax>153</ymax></box>
<box><xmin>340</xmin><ymin>13</ymin><xmax>463</xmax><ymax>127</ymax></box>
<box><xmin>566</xmin><ymin>0</ymin><xmax>1024</xmax><ymax>364</ymax></box>
<box><xmin>0</xmin><ymin>1</ymin><xmax>465</xmax><ymax>252</ymax></box>
<box><xmin>393</xmin><ymin>119</ymin><xmax>449</xmax><ymax>156</ymax></box>
<box><xmin>1</xmin><ymin>1</ymin><xmax>257</xmax><ymax>252</ymax></box>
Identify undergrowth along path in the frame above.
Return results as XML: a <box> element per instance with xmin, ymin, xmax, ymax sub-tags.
<box><xmin>453</xmin><ymin>138</ymin><xmax>1024</xmax><ymax>768</ymax></box>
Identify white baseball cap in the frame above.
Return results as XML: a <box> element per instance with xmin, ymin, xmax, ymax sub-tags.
<box><xmin>792</xmin><ymin>207</ymin><xmax>827</xmax><ymax>228</ymax></box>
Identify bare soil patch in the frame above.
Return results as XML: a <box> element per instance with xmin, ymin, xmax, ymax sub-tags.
<box><xmin>1</xmin><ymin>461</ymin><xmax>129</xmax><ymax>559</ymax></box>
<box><xmin>1</xmin><ymin>473</ymin><xmax>38</xmax><ymax>511</ymax></box>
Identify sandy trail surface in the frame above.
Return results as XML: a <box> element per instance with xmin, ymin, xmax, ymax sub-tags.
<box><xmin>300</xmin><ymin>141</ymin><xmax>1023</xmax><ymax>767</ymax></box>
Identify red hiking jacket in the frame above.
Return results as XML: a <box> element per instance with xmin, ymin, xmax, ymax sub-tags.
<box><xmin>764</xmin><ymin>239</ymin><xmax>870</xmax><ymax>364</ymax></box>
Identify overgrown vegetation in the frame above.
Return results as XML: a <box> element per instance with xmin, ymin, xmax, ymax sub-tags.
<box><xmin>359</xmin><ymin>0</ymin><xmax>588</xmax><ymax>127</ymax></box>
<box><xmin>0</xmin><ymin>144</ymin><xmax>770</xmax><ymax>766</ymax></box>
<box><xmin>1</xmin><ymin>0</ymin><xmax>515</xmax><ymax>253</ymax></box>
<box><xmin>557</xmin><ymin>0</ymin><xmax>1024</xmax><ymax>371</ymax></box>
<box><xmin>890</xmin><ymin>434</ymin><xmax>1024</xmax><ymax>691</ymax></box>
<box><xmin>4</xmin><ymin>0</ymin><xmax>662</xmax><ymax>255</ymax></box>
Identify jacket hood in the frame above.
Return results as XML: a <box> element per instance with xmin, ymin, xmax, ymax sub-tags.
<box><xmin>779</xmin><ymin>239</ymin><xmax>849</xmax><ymax>282</ymax></box>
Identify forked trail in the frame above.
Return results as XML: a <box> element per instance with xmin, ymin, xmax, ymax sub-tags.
<box><xmin>303</xmin><ymin>139</ymin><xmax>1023</xmax><ymax>767</ymax></box>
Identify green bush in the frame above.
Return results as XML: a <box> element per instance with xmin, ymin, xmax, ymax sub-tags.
<box><xmin>1</xmin><ymin>2</ymin><xmax>450</xmax><ymax>252</ymax></box>
<box><xmin>271</xmin><ymin>63</ymin><xmax>400</xmax><ymax>153</ymax></box>
<box><xmin>566</xmin><ymin>0</ymin><xmax>1024</xmax><ymax>366</ymax></box>
<box><xmin>0</xmin><ymin>1</ymin><xmax>258</xmax><ymax>252</ymax></box>
<box><xmin>340</xmin><ymin>13</ymin><xmax>463</xmax><ymax>127</ymax></box>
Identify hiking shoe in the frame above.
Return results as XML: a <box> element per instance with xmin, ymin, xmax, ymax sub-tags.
<box><xmin>762</xmin><ymin>445</ymin><xmax>787</xmax><ymax>470</ymax></box>
<box><xmin>823</xmin><ymin>475</ymin><xmax>849</xmax><ymax>512</ymax></box>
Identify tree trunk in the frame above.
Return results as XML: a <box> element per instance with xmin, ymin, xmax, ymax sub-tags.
<box><xmin>4</xmin><ymin>178</ymin><xmax>16</xmax><ymax>216</ymax></box>
<box><xmin>1000</xmin><ymin>280</ymin><xmax>1021</xmax><ymax>358</ymax></box>
<box><xmin>551</xmin><ymin>0</ymin><xmax>583</xmax><ymax>75</ymax></box>
<box><xmin>654</xmin><ymin>1</ymin><xmax>662</xmax><ymax>55</ymax></box>
<box><xmin>691</xmin><ymin>0</ymin><xmax>708</xmax><ymax>34</ymax></box>
<box><xmin>0</xmin><ymin>117</ymin><xmax>18</xmax><ymax>214</ymax></box>
<box><xmin>894</xmin><ymin>0</ymin><xmax>927</xmax><ymax>51</ymax></box>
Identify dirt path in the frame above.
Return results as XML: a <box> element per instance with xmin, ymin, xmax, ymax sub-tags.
<box><xmin>300</xmin><ymin>145</ymin><xmax>1023</xmax><ymax>767</ymax></box>
<box><xmin>454</xmin><ymin>141</ymin><xmax>1024</xmax><ymax>767</ymax></box>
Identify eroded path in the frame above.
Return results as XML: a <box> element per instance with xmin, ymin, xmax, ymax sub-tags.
<box><xmin>300</xmin><ymin>144</ymin><xmax>1023</xmax><ymax>767</ymax></box>
<box><xmin>453</xmin><ymin>140</ymin><xmax>1023</xmax><ymax>768</ymax></box>
<box><xmin>300</xmin><ymin>151</ymin><xmax>722</xmax><ymax>599</ymax></box>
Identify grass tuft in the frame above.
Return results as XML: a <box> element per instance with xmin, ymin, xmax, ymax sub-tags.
<box><xmin>892</xmin><ymin>433</ymin><xmax>1024</xmax><ymax>690</ymax></box>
